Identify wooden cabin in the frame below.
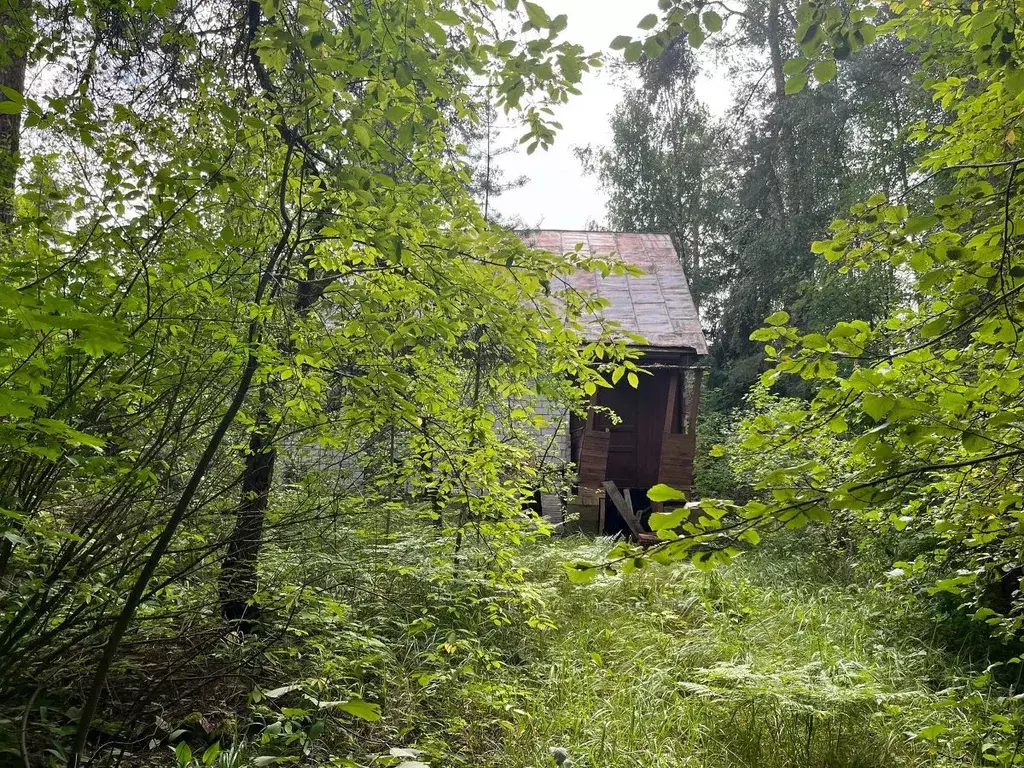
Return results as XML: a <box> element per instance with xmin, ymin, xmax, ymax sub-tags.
<box><xmin>523</xmin><ymin>231</ymin><xmax>708</xmax><ymax>536</ymax></box>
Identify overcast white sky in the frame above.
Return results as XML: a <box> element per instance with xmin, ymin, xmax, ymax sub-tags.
<box><xmin>493</xmin><ymin>0</ymin><xmax>732</xmax><ymax>230</ymax></box>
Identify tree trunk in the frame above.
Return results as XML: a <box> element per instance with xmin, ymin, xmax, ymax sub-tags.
<box><xmin>766</xmin><ymin>0</ymin><xmax>801</xmax><ymax>222</ymax></box>
<box><xmin>0</xmin><ymin>0</ymin><xmax>32</xmax><ymax>578</ymax></box>
<box><xmin>218</xmin><ymin>266</ymin><xmax>327</xmax><ymax>632</ymax></box>
<box><xmin>689</xmin><ymin>221</ymin><xmax>701</xmax><ymax>310</ymax></box>
<box><xmin>0</xmin><ymin>0</ymin><xmax>31</xmax><ymax>223</ymax></box>
<box><xmin>218</xmin><ymin>406</ymin><xmax>276</xmax><ymax>632</ymax></box>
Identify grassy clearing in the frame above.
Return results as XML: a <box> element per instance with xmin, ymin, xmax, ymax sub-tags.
<box><xmin>477</xmin><ymin>536</ymin><xmax>974</xmax><ymax>768</ymax></box>
<box><xmin>14</xmin><ymin>530</ymin><xmax>1001</xmax><ymax>767</ymax></box>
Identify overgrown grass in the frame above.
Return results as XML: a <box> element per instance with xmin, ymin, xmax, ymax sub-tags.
<box><xmin>476</xmin><ymin>536</ymin><xmax>986</xmax><ymax>768</ymax></box>
<box><xmin>10</xmin><ymin>525</ymin><xmax>1014</xmax><ymax>767</ymax></box>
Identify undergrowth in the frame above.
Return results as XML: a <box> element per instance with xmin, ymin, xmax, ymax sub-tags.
<box><xmin>501</xmin><ymin>537</ymin><xmax>956</xmax><ymax>767</ymax></box>
<box><xmin>7</xmin><ymin>527</ymin><xmax>1020</xmax><ymax>767</ymax></box>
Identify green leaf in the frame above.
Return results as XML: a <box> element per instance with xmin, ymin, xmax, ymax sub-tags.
<box><xmin>802</xmin><ymin>333</ymin><xmax>829</xmax><ymax>351</ymax></box>
<box><xmin>805</xmin><ymin>506</ymin><xmax>832</xmax><ymax>524</ymax></box>
<box><xmin>785</xmin><ymin>73</ymin><xmax>809</xmax><ymax>95</ymax></box>
<box><xmin>265</xmin><ymin>684</ymin><xmax>301</xmax><ymax>699</ymax></box>
<box><xmin>692</xmin><ymin>550</ymin><xmax>717</xmax><ymax>571</ymax></box>
<box><xmin>813</xmin><ymin>59</ymin><xmax>837</xmax><ymax>83</ymax></box>
<box><xmin>1007</xmin><ymin>67</ymin><xmax>1024</xmax><ymax>95</ymax></box>
<box><xmin>396</xmin><ymin>62</ymin><xmax>414</xmax><ymax>87</ymax></box>
<box><xmin>739</xmin><ymin>528</ymin><xmax>761</xmax><ymax>545</ymax></box>
<box><xmin>627</xmin><ymin>371</ymin><xmax>639</xmax><ymax>388</ymax></box>
<box><xmin>905</xmin><ymin>215</ymin><xmax>938</xmax><ymax>234</ymax></box>
<box><xmin>624</xmin><ymin>41</ymin><xmax>643</xmax><ymax>63</ymax></box>
<box><xmin>352</xmin><ymin>123</ymin><xmax>372</xmax><ymax>149</ymax></box>
<box><xmin>174</xmin><ymin>742</ymin><xmax>192</xmax><ymax>767</ymax></box>
<box><xmin>647</xmin><ymin>483</ymin><xmax>687</xmax><ymax>502</ymax></box>
<box><xmin>202</xmin><ymin>743</ymin><xmax>221</xmax><ymax>766</ymax></box>
<box><xmin>750</xmin><ymin>327</ymin><xmax>780</xmax><ymax>341</ymax></box>
<box><xmin>916</xmin><ymin>724</ymin><xmax>948</xmax><ymax>741</ymax></box>
<box><xmin>638</xmin><ymin>13</ymin><xmax>658</xmax><ymax>30</ymax></box>
<box><xmin>827</xmin><ymin>415</ymin><xmax>848</xmax><ymax>433</ymax></box>
<box><xmin>524</xmin><ymin>1</ymin><xmax>550</xmax><ymax>28</ymax></box>
<box><xmin>649</xmin><ymin>509</ymin><xmax>687</xmax><ymax>530</ymax></box>
<box><xmin>252</xmin><ymin>758</ymin><xmax>288</xmax><ymax>767</ymax></box>
<box><xmin>962</xmin><ymin>431</ymin><xmax>989</xmax><ymax>453</ymax></box>
<box><xmin>784</xmin><ymin>57</ymin><xmax>807</xmax><ymax>75</ymax></box>
<box><xmin>0</xmin><ymin>100</ymin><xmax>21</xmax><ymax>115</ymax></box>
<box><xmin>765</xmin><ymin>310</ymin><xmax>790</xmax><ymax>326</ymax></box>
<box><xmin>702</xmin><ymin>10</ymin><xmax>723</xmax><ymax>32</ymax></box>
<box><xmin>644</xmin><ymin>36</ymin><xmax>665</xmax><ymax>59</ymax></box>
<box><xmin>909</xmin><ymin>251</ymin><xmax>933</xmax><ymax>271</ymax></box>
<box><xmin>337</xmin><ymin>699</ymin><xmax>382</xmax><ymax>721</ymax></box>
<box><xmin>798</xmin><ymin>22</ymin><xmax>820</xmax><ymax>45</ymax></box>
<box><xmin>0</xmin><ymin>390</ymin><xmax>38</xmax><ymax>419</ymax></box>
<box><xmin>861</xmin><ymin>394</ymin><xmax>894</xmax><ymax>422</ymax></box>
<box><xmin>610</xmin><ymin>35</ymin><xmax>632</xmax><ymax>50</ymax></box>
<box><xmin>564</xmin><ymin>561</ymin><xmax>598</xmax><ymax>584</ymax></box>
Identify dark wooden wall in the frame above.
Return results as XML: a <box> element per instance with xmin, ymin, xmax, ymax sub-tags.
<box><xmin>573</xmin><ymin>355</ymin><xmax>703</xmax><ymax>509</ymax></box>
<box><xmin>593</xmin><ymin>370</ymin><xmax>675</xmax><ymax>488</ymax></box>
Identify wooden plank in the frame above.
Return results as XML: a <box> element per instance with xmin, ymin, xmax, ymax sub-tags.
<box><xmin>578</xmin><ymin>428</ymin><xmax>610</xmax><ymax>496</ymax></box>
<box><xmin>622</xmin><ymin>486</ymin><xmax>638</xmax><ymax>527</ymax></box>
<box><xmin>585</xmin><ymin>391</ymin><xmax>599</xmax><ymax>430</ymax></box>
<box><xmin>569</xmin><ymin>409</ymin><xmax>585</xmax><ymax>464</ymax></box>
<box><xmin>663</xmin><ymin>370</ymin><xmax>678</xmax><ymax>434</ymax></box>
<box><xmin>658</xmin><ymin>432</ymin><xmax>694</xmax><ymax>494</ymax></box>
<box><xmin>635</xmin><ymin>370</ymin><xmax>669</xmax><ymax>487</ymax></box>
<box><xmin>598</xmin><ymin>381</ymin><xmax>639</xmax><ymax>488</ymax></box>
<box><xmin>684</xmin><ymin>369</ymin><xmax>703</xmax><ymax>436</ymax></box>
<box><xmin>602</xmin><ymin>480</ymin><xmax>643</xmax><ymax>538</ymax></box>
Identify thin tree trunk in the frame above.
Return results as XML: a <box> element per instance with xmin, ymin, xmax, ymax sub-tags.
<box><xmin>689</xmin><ymin>222</ymin><xmax>701</xmax><ymax>310</ymax></box>
<box><xmin>0</xmin><ymin>0</ymin><xmax>29</xmax><ymax>224</ymax></box>
<box><xmin>218</xmin><ymin>402</ymin><xmax>276</xmax><ymax>632</ymax></box>
<box><xmin>0</xmin><ymin>0</ymin><xmax>33</xmax><ymax>578</ymax></box>
<box><xmin>217</xmin><ymin>0</ymin><xmax>344</xmax><ymax>632</ymax></box>
<box><xmin>766</xmin><ymin>0</ymin><xmax>787</xmax><ymax>103</ymax></box>
<box><xmin>218</xmin><ymin>266</ymin><xmax>327</xmax><ymax>631</ymax></box>
<box><xmin>766</xmin><ymin>0</ymin><xmax>800</xmax><ymax>222</ymax></box>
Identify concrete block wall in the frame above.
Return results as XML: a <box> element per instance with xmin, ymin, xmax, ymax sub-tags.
<box><xmin>532</xmin><ymin>398</ymin><xmax>571</xmax><ymax>524</ymax></box>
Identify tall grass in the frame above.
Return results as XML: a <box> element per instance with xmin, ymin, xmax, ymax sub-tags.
<box><xmin>479</xmin><ymin>536</ymin><xmax>972</xmax><ymax>768</ymax></box>
<box><xmin>18</xmin><ymin>523</ymin><xmax>1009</xmax><ymax>767</ymax></box>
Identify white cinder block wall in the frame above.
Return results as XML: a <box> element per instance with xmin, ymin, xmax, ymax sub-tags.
<box><xmin>531</xmin><ymin>398</ymin><xmax>571</xmax><ymax>524</ymax></box>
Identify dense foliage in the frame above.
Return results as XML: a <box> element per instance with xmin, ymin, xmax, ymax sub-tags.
<box><xmin>700</xmin><ymin>0</ymin><xmax>1024</xmax><ymax>635</ymax></box>
<box><xmin>8</xmin><ymin>0</ymin><xmax>1024</xmax><ymax>764</ymax></box>
<box><xmin>0</xmin><ymin>1</ymin><xmax>645</xmax><ymax>764</ymax></box>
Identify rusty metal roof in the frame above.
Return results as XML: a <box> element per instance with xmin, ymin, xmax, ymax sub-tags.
<box><xmin>522</xmin><ymin>230</ymin><xmax>708</xmax><ymax>355</ymax></box>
